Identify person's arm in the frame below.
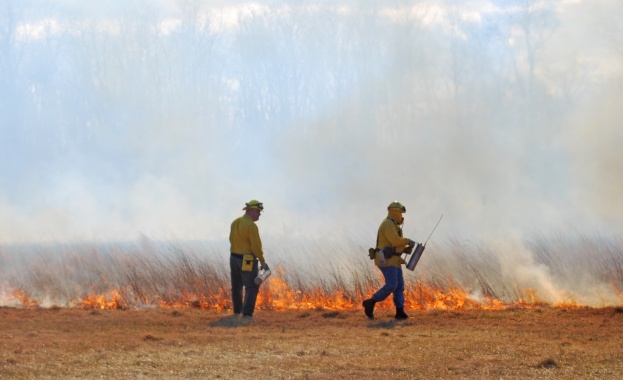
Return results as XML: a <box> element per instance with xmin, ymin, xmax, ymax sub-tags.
<box><xmin>380</xmin><ymin>222</ymin><xmax>409</xmax><ymax>251</ymax></box>
<box><xmin>249</xmin><ymin>223</ymin><xmax>265</xmax><ymax>265</ymax></box>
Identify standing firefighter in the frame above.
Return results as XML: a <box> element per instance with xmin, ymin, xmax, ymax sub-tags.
<box><xmin>229</xmin><ymin>200</ymin><xmax>269</xmax><ymax>318</ymax></box>
<box><xmin>362</xmin><ymin>201</ymin><xmax>415</xmax><ymax>320</ymax></box>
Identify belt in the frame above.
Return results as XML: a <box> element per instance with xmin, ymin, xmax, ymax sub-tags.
<box><xmin>231</xmin><ymin>253</ymin><xmax>248</xmax><ymax>259</ymax></box>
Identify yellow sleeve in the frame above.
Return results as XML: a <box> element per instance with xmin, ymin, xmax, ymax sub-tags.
<box><xmin>248</xmin><ymin>222</ymin><xmax>265</xmax><ymax>263</ymax></box>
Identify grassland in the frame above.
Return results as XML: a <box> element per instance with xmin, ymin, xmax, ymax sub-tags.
<box><xmin>1</xmin><ymin>306</ymin><xmax>622</xmax><ymax>379</ymax></box>
<box><xmin>1</xmin><ymin>235</ymin><xmax>622</xmax><ymax>378</ymax></box>
<box><xmin>2</xmin><ymin>233</ymin><xmax>622</xmax><ymax>310</ymax></box>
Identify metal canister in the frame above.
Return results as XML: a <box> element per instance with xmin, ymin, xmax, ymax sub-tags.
<box><xmin>254</xmin><ymin>269</ymin><xmax>272</xmax><ymax>285</ymax></box>
<box><xmin>406</xmin><ymin>243</ymin><xmax>425</xmax><ymax>271</ymax></box>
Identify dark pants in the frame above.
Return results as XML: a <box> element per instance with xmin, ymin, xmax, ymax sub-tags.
<box><xmin>372</xmin><ymin>266</ymin><xmax>405</xmax><ymax>308</ymax></box>
<box><xmin>230</xmin><ymin>253</ymin><xmax>259</xmax><ymax>316</ymax></box>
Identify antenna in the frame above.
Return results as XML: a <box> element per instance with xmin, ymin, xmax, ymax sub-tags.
<box><xmin>423</xmin><ymin>214</ymin><xmax>443</xmax><ymax>246</ymax></box>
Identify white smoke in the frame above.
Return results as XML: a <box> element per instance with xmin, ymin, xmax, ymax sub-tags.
<box><xmin>0</xmin><ymin>0</ymin><xmax>622</xmax><ymax>305</ymax></box>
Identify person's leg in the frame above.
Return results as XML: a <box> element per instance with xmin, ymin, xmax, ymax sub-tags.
<box><xmin>241</xmin><ymin>259</ymin><xmax>260</xmax><ymax>316</ymax></box>
<box><xmin>392</xmin><ymin>267</ymin><xmax>405</xmax><ymax>308</ymax></box>
<box><xmin>363</xmin><ymin>266</ymin><xmax>399</xmax><ymax>319</ymax></box>
<box><xmin>393</xmin><ymin>268</ymin><xmax>409</xmax><ymax>319</ymax></box>
<box><xmin>230</xmin><ymin>255</ymin><xmax>243</xmax><ymax>315</ymax></box>
<box><xmin>373</xmin><ymin>266</ymin><xmax>399</xmax><ymax>302</ymax></box>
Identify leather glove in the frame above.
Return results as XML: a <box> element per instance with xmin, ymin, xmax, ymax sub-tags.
<box><xmin>260</xmin><ymin>262</ymin><xmax>269</xmax><ymax>271</ymax></box>
<box><xmin>404</xmin><ymin>239</ymin><xmax>416</xmax><ymax>255</ymax></box>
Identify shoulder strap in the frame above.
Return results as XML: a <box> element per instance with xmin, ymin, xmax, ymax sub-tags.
<box><xmin>386</xmin><ymin>217</ymin><xmax>404</xmax><ymax>237</ymax></box>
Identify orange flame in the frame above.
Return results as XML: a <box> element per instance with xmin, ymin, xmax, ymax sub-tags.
<box><xmin>74</xmin><ymin>277</ymin><xmax>589</xmax><ymax>311</ymax></box>
<box><xmin>8</xmin><ymin>269</ymin><xmax>602</xmax><ymax>311</ymax></box>
<box><xmin>13</xmin><ymin>289</ymin><xmax>39</xmax><ymax>308</ymax></box>
<box><xmin>81</xmin><ymin>290</ymin><xmax>126</xmax><ymax>310</ymax></box>
<box><xmin>156</xmin><ymin>288</ymin><xmax>230</xmax><ymax>311</ymax></box>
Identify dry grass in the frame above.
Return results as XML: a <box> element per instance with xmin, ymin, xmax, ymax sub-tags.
<box><xmin>3</xmin><ymin>234</ymin><xmax>622</xmax><ymax>310</ymax></box>
<box><xmin>1</xmin><ymin>306</ymin><xmax>622</xmax><ymax>379</ymax></box>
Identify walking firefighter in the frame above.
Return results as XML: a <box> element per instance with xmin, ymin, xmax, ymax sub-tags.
<box><xmin>362</xmin><ymin>201</ymin><xmax>416</xmax><ymax>320</ymax></box>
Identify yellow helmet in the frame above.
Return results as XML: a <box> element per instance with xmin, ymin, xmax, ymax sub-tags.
<box><xmin>387</xmin><ymin>201</ymin><xmax>406</xmax><ymax>212</ymax></box>
<box><xmin>243</xmin><ymin>200</ymin><xmax>264</xmax><ymax>211</ymax></box>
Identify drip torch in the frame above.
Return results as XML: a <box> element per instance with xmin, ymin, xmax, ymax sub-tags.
<box><xmin>254</xmin><ymin>268</ymin><xmax>272</xmax><ymax>285</ymax></box>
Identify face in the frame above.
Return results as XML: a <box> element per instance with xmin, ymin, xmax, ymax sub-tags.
<box><xmin>388</xmin><ymin>209</ymin><xmax>405</xmax><ymax>224</ymax></box>
<box><xmin>247</xmin><ymin>208</ymin><xmax>261</xmax><ymax>221</ymax></box>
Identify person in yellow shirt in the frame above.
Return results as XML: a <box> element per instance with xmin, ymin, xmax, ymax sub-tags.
<box><xmin>362</xmin><ymin>201</ymin><xmax>415</xmax><ymax>320</ymax></box>
<box><xmin>229</xmin><ymin>200</ymin><xmax>269</xmax><ymax>317</ymax></box>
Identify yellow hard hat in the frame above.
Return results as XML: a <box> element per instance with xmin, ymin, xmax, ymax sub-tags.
<box><xmin>243</xmin><ymin>200</ymin><xmax>264</xmax><ymax>211</ymax></box>
<box><xmin>387</xmin><ymin>201</ymin><xmax>406</xmax><ymax>212</ymax></box>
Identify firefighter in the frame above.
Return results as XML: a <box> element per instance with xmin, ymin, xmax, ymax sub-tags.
<box><xmin>229</xmin><ymin>200</ymin><xmax>269</xmax><ymax>318</ymax></box>
<box><xmin>362</xmin><ymin>201</ymin><xmax>415</xmax><ymax>320</ymax></box>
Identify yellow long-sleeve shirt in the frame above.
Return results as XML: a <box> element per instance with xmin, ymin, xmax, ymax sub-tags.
<box><xmin>375</xmin><ymin>217</ymin><xmax>410</xmax><ymax>267</ymax></box>
<box><xmin>229</xmin><ymin>214</ymin><xmax>265</xmax><ymax>263</ymax></box>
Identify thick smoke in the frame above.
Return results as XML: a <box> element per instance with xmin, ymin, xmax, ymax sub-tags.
<box><xmin>0</xmin><ymin>1</ymin><xmax>622</xmax><ymax>305</ymax></box>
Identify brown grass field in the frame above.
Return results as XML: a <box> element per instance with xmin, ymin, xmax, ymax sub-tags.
<box><xmin>1</xmin><ymin>306</ymin><xmax>622</xmax><ymax>379</ymax></box>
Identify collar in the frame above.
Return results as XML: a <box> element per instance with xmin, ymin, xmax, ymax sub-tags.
<box><xmin>387</xmin><ymin>217</ymin><xmax>401</xmax><ymax>226</ymax></box>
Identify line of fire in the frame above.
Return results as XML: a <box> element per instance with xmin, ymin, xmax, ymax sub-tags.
<box><xmin>7</xmin><ymin>270</ymin><xmax>593</xmax><ymax>312</ymax></box>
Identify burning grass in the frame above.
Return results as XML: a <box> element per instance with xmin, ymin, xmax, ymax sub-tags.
<box><xmin>0</xmin><ymin>234</ymin><xmax>622</xmax><ymax>311</ymax></box>
<box><xmin>3</xmin><ymin>269</ymin><xmax>574</xmax><ymax>312</ymax></box>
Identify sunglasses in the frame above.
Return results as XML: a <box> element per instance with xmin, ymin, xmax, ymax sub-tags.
<box><xmin>390</xmin><ymin>205</ymin><xmax>406</xmax><ymax>212</ymax></box>
<box><xmin>246</xmin><ymin>202</ymin><xmax>264</xmax><ymax>211</ymax></box>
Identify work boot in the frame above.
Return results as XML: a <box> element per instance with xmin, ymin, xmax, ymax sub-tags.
<box><xmin>395</xmin><ymin>307</ymin><xmax>409</xmax><ymax>320</ymax></box>
<box><xmin>362</xmin><ymin>298</ymin><xmax>376</xmax><ymax>320</ymax></box>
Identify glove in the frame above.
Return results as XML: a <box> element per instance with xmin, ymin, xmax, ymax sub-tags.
<box><xmin>260</xmin><ymin>262</ymin><xmax>269</xmax><ymax>271</ymax></box>
<box><xmin>403</xmin><ymin>239</ymin><xmax>416</xmax><ymax>255</ymax></box>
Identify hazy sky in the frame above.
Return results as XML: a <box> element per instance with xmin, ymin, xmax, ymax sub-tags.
<box><xmin>1</xmin><ymin>0</ymin><xmax>622</xmax><ymax>245</ymax></box>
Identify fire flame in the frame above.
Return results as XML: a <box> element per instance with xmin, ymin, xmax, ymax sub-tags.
<box><xmin>13</xmin><ymin>289</ymin><xmax>40</xmax><ymax>308</ymax></box>
<box><xmin>82</xmin><ymin>290</ymin><xmax>126</xmax><ymax>310</ymax></box>
<box><xmin>10</xmin><ymin>269</ymin><xmax>597</xmax><ymax>311</ymax></box>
